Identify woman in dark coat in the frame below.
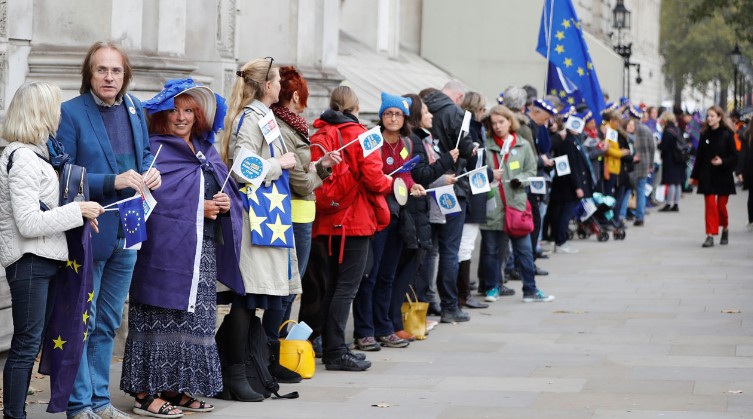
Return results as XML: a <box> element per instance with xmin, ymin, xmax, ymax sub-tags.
<box><xmin>690</xmin><ymin>106</ymin><xmax>738</xmax><ymax>248</ymax></box>
<box><xmin>657</xmin><ymin>111</ymin><xmax>686</xmax><ymax>211</ymax></box>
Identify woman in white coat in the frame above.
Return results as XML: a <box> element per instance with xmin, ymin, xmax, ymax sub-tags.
<box><xmin>0</xmin><ymin>82</ymin><xmax>103</xmax><ymax>419</ymax></box>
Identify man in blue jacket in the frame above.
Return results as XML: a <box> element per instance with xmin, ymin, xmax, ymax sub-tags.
<box><xmin>57</xmin><ymin>42</ymin><xmax>161</xmax><ymax>419</ymax></box>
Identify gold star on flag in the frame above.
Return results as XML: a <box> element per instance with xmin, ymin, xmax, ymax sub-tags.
<box><xmin>266</xmin><ymin>214</ymin><xmax>291</xmax><ymax>244</ymax></box>
<box><xmin>574</xmin><ymin>19</ymin><xmax>581</xmax><ymax>29</ymax></box>
<box><xmin>87</xmin><ymin>291</ymin><xmax>94</xmax><ymax>302</ymax></box>
<box><xmin>568</xmin><ymin>97</ymin><xmax>575</xmax><ymax>105</ymax></box>
<box><xmin>83</xmin><ymin>310</ymin><xmax>90</xmax><ymax>324</ymax></box>
<box><xmin>555</xmin><ymin>31</ymin><xmax>565</xmax><ymax>40</ymax></box>
<box><xmin>559</xmin><ymin>90</ymin><xmax>567</xmax><ymax>98</ymax></box>
<box><xmin>263</xmin><ymin>183</ymin><xmax>287</xmax><ymax>213</ymax></box>
<box><xmin>564</xmin><ymin>58</ymin><xmax>573</xmax><ymax>67</ymax></box>
<box><xmin>577</xmin><ymin>67</ymin><xmax>585</xmax><ymax>76</ymax></box>
<box><xmin>555</xmin><ymin>45</ymin><xmax>564</xmax><ymax>54</ymax></box>
<box><xmin>562</xmin><ymin>19</ymin><xmax>571</xmax><ymax>28</ymax></box>
<box><xmin>66</xmin><ymin>259</ymin><xmax>81</xmax><ymax>273</ymax></box>
<box><xmin>248</xmin><ymin>209</ymin><xmax>267</xmax><ymax>236</ymax></box>
<box><xmin>550</xmin><ymin>89</ymin><xmax>558</xmax><ymax>96</ymax></box>
<box><xmin>587</xmin><ymin>62</ymin><xmax>593</xmax><ymax>70</ymax></box>
<box><xmin>83</xmin><ymin>331</ymin><xmax>88</xmax><ymax>342</ymax></box>
<box><xmin>53</xmin><ymin>335</ymin><xmax>66</xmax><ymax>350</ymax></box>
<box><xmin>241</xmin><ymin>185</ymin><xmax>261</xmax><ymax>206</ymax></box>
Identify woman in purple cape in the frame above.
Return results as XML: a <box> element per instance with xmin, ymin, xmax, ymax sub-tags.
<box><xmin>120</xmin><ymin>79</ymin><xmax>244</xmax><ymax>418</ymax></box>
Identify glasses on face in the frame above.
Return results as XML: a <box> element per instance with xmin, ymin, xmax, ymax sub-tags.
<box><xmin>383</xmin><ymin>111</ymin><xmax>404</xmax><ymax>119</ymax></box>
<box><xmin>95</xmin><ymin>66</ymin><xmax>124</xmax><ymax>77</ymax></box>
<box><xmin>264</xmin><ymin>56</ymin><xmax>274</xmax><ymax>81</ymax></box>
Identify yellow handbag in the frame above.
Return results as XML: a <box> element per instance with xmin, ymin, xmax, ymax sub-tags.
<box><xmin>400</xmin><ymin>286</ymin><xmax>428</xmax><ymax>340</ymax></box>
<box><xmin>278</xmin><ymin>320</ymin><xmax>316</xmax><ymax>379</ymax></box>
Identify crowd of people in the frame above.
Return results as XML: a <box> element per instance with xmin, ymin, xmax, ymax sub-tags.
<box><xmin>1</xmin><ymin>40</ymin><xmax>752</xmax><ymax>419</ymax></box>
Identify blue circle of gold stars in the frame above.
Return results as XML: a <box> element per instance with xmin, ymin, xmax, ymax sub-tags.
<box><xmin>123</xmin><ymin>210</ymin><xmax>142</xmax><ymax>234</ymax></box>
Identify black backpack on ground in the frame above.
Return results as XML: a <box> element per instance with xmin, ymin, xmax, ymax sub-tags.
<box><xmin>216</xmin><ymin>314</ymin><xmax>298</xmax><ymax>400</ymax></box>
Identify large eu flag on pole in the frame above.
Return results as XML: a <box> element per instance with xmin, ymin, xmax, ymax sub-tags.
<box><xmin>38</xmin><ymin>223</ymin><xmax>94</xmax><ymax>413</ymax></box>
<box><xmin>546</xmin><ymin>61</ymin><xmax>584</xmax><ymax>108</ymax></box>
<box><xmin>536</xmin><ymin>0</ymin><xmax>606</xmax><ymax>121</ymax></box>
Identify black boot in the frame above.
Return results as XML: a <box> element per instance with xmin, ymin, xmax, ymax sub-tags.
<box><xmin>221</xmin><ymin>364</ymin><xmax>264</xmax><ymax>401</ymax></box>
<box><xmin>720</xmin><ymin>229</ymin><xmax>729</xmax><ymax>245</ymax></box>
<box><xmin>268</xmin><ymin>340</ymin><xmax>302</xmax><ymax>383</ymax></box>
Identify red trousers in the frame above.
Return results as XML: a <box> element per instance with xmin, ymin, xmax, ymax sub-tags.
<box><xmin>704</xmin><ymin>194</ymin><xmax>729</xmax><ymax>235</ymax></box>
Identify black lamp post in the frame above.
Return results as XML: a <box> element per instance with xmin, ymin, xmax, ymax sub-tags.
<box><xmin>730</xmin><ymin>43</ymin><xmax>742</xmax><ymax>109</ymax></box>
<box><xmin>612</xmin><ymin>1</ymin><xmax>639</xmax><ymax>99</ymax></box>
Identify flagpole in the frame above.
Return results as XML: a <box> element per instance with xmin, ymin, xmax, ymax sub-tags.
<box><xmin>219</xmin><ymin>171</ymin><xmax>233</xmax><ymax>193</ymax></box>
<box><xmin>102</xmin><ymin>194</ymin><xmax>142</xmax><ymax>210</ymax></box>
<box><xmin>334</xmin><ymin>138</ymin><xmax>359</xmax><ymax>153</ymax></box>
<box><xmin>543</xmin><ymin>0</ymin><xmax>555</xmax><ymax>94</ymax></box>
<box><xmin>454</xmin><ymin>165</ymin><xmax>488</xmax><ymax>180</ymax></box>
<box><xmin>143</xmin><ymin>144</ymin><xmax>163</xmax><ymax>178</ymax></box>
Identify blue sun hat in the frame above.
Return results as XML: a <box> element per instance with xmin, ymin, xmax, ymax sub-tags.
<box><xmin>143</xmin><ymin>78</ymin><xmax>228</xmax><ymax>143</ymax></box>
<box><xmin>379</xmin><ymin>92</ymin><xmax>411</xmax><ymax>118</ymax></box>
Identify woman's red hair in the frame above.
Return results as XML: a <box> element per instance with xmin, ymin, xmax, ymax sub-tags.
<box><xmin>277</xmin><ymin>66</ymin><xmax>309</xmax><ymax>108</ymax></box>
<box><xmin>148</xmin><ymin>94</ymin><xmax>210</xmax><ymax>138</ymax></box>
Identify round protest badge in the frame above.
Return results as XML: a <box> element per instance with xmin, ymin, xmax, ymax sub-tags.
<box><xmin>240</xmin><ymin>156</ymin><xmax>264</xmax><ymax>180</ymax></box>
<box><xmin>557</xmin><ymin>161</ymin><xmax>568</xmax><ymax>171</ymax></box>
<box><xmin>129</xmin><ymin>106</ymin><xmax>136</xmax><ymax>115</ymax></box>
<box><xmin>471</xmin><ymin>172</ymin><xmax>486</xmax><ymax>189</ymax></box>
<box><xmin>393</xmin><ymin>177</ymin><xmax>408</xmax><ymax>206</ymax></box>
<box><xmin>386</xmin><ymin>156</ymin><xmax>394</xmax><ymax>166</ymax></box>
<box><xmin>363</xmin><ymin>134</ymin><xmax>381</xmax><ymax>152</ymax></box>
<box><xmin>439</xmin><ymin>193</ymin><xmax>457</xmax><ymax>210</ymax></box>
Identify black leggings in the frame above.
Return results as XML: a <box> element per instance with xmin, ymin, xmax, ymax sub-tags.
<box><xmin>747</xmin><ymin>188</ymin><xmax>753</xmax><ymax>223</ymax></box>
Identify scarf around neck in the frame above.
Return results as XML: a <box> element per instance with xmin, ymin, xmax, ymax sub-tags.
<box><xmin>271</xmin><ymin>104</ymin><xmax>309</xmax><ymax>138</ymax></box>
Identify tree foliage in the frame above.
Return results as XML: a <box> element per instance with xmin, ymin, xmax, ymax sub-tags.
<box><xmin>688</xmin><ymin>0</ymin><xmax>753</xmax><ymax>44</ymax></box>
<box><xmin>660</xmin><ymin>0</ymin><xmax>751</xmax><ymax>102</ymax></box>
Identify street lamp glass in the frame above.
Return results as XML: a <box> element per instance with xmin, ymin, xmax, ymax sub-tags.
<box><xmin>612</xmin><ymin>0</ymin><xmax>631</xmax><ymax>30</ymax></box>
<box><xmin>730</xmin><ymin>44</ymin><xmax>743</xmax><ymax>66</ymax></box>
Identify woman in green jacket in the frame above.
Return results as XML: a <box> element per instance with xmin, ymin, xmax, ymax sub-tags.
<box><xmin>479</xmin><ymin>105</ymin><xmax>554</xmax><ymax>303</ymax></box>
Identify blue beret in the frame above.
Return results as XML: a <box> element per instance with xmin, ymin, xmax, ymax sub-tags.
<box><xmin>533</xmin><ymin>98</ymin><xmax>556</xmax><ymax>115</ymax></box>
<box><xmin>379</xmin><ymin>92</ymin><xmax>411</xmax><ymax>118</ymax></box>
<box><xmin>605</xmin><ymin>102</ymin><xmax>619</xmax><ymax>112</ymax></box>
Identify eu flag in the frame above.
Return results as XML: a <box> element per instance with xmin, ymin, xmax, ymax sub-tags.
<box><xmin>38</xmin><ymin>224</ymin><xmax>94</xmax><ymax>413</ymax></box>
<box><xmin>394</xmin><ymin>155</ymin><xmax>422</xmax><ymax>174</ymax></box>
<box><xmin>119</xmin><ymin>196</ymin><xmax>147</xmax><ymax>247</ymax></box>
<box><xmin>546</xmin><ymin>61</ymin><xmax>584</xmax><ymax>108</ymax></box>
<box><xmin>537</xmin><ymin>0</ymin><xmax>606</xmax><ymax>122</ymax></box>
<box><xmin>239</xmin><ymin>169</ymin><xmax>294</xmax><ymax>249</ymax></box>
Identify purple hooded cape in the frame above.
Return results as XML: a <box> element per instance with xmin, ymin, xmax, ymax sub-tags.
<box><xmin>130</xmin><ymin>134</ymin><xmax>245</xmax><ymax>311</ymax></box>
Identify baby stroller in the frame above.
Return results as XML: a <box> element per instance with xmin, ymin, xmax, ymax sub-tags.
<box><xmin>574</xmin><ymin>192</ymin><xmax>626</xmax><ymax>241</ymax></box>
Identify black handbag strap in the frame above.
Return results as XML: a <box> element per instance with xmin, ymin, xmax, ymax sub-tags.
<box><xmin>6</xmin><ymin>148</ymin><xmax>52</xmax><ymax>211</ymax></box>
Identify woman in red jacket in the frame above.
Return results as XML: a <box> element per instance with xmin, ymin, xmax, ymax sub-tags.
<box><xmin>309</xmin><ymin>86</ymin><xmax>393</xmax><ymax>371</ymax></box>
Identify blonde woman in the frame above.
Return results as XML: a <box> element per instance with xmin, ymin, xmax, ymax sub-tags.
<box><xmin>0</xmin><ymin>82</ymin><xmax>103</xmax><ymax>419</ymax></box>
<box><xmin>217</xmin><ymin>57</ymin><xmax>300</xmax><ymax>400</ymax></box>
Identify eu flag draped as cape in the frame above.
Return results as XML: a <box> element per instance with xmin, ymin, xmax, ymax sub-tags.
<box><xmin>536</xmin><ymin>0</ymin><xmax>606</xmax><ymax>122</ymax></box>
<box><xmin>38</xmin><ymin>224</ymin><xmax>94</xmax><ymax>413</ymax></box>
<box><xmin>129</xmin><ymin>134</ymin><xmax>245</xmax><ymax>312</ymax></box>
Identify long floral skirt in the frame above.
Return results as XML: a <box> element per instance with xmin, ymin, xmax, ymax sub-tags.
<box><xmin>120</xmin><ymin>239</ymin><xmax>222</xmax><ymax>396</ymax></box>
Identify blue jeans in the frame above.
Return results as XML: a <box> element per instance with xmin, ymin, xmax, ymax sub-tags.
<box><xmin>353</xmin><ymin>221</ymin><xmax>391</xmax><ymax>338</ymax></box>
<box><xmin>3</xmin><ymin>254</ymin><xmax>60</xmax><ymax>419</ymax></box>
<box><xmin>68</xmin><ymin>239</ymin><xmax>136</xmax><ymax>417</ymax></box>
<box><xmin>479</xmin><ymin>230</ymin><xmax>506</xmax><ymax>292</ymax></box>
<box><xmin>507</xmin><ymin>233</ymin><xmax>538</xmax><ymax>296</ymax></box>
<box><xmin>419</xmin><ymin>201</ymin><xmax>466</xmax><ymax>311</ymax></box>
<box><xmin>634</xmin><ymin>177</ymin><xmax>648</xmax><ymax>220</ymax></box>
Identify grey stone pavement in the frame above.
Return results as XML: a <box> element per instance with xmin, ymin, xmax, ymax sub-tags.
<box><xmin>9</xmin><ymin>191</ymin><xmax>753</xmax><ymax>418</ymax></box>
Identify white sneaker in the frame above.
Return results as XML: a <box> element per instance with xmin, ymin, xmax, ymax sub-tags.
<box><xmin>554</xmin><ymin>243</ymin><xmax>579</xmax><ymax>254</ymax></box>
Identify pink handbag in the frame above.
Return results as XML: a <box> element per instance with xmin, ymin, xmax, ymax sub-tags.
<box><xmin>501</xmin><ymin>190</ymin><xmax>534</xmax><ymax>238</ymax></box>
